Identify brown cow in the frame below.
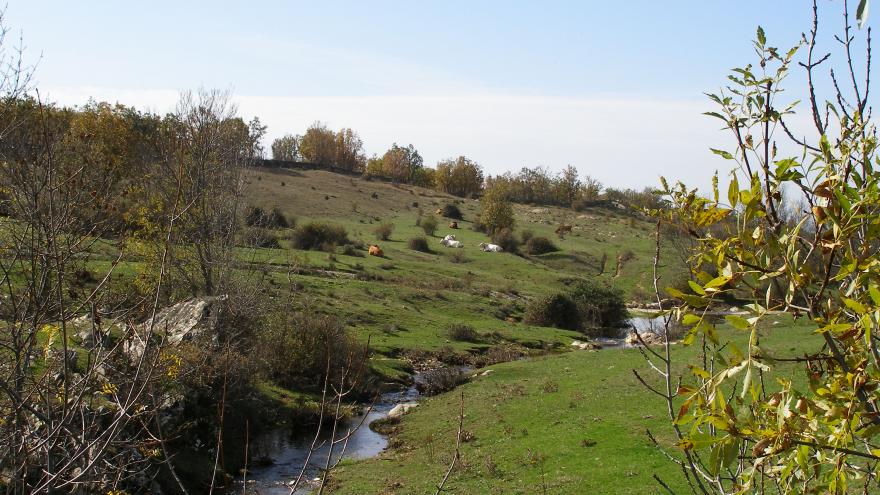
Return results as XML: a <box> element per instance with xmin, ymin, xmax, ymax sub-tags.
<box><xmin>449</xmin><ymin>221</ymin><xmax>459</xmax><ymax>229</ymax></box>
<box><xmin>555</xmin><ymin>224</ymin><xmax>573</xmax><ymax>239</ymax></box>
<box><xmin>435</xmin><ymin>208</ymin><xmax>444</xmax><ymax>215</ymax></box>
<box><xmin>368</xmin><ymin>245</ymin><xmax>384</xmax><ymax>257</ymax></box>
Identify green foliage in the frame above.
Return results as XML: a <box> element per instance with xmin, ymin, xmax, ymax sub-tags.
<box><xmin>523</xmin><ymin>293</ymin><xmax>580</xmax><ymax>330</ymax></box>
<box><xmin>567</xmin><ymin>279</ymin><xmax>628</xmax><ymax>329</ymax></box>
<box><xmin>407</xmin><ymin>236</ymin><xmax>431</xmax><ymax>253</ymax></box>
<box><xmin>245</xmin><ymin>206</ymin><xmax>290</xmax><ymax>229</ymax></box>
<box><xmin>254</xmin><ymin>310</ymin><xmax>365</xmax><ymax>391</ymax></box>
<box><xmin>290</xmin><ymin>222</ymin><xmax>349</xmax><ymax>251</ymax></box>
<box><xmin>420</xmin><ymin>215</ymin><xmax>439</xmax><ymax>236</ymax></box>
<box><xmin>652</xmin><ymin>12</ymin><xmax>880</xmax><ymax>492</ymax></box>
<box><xmin>525</xmin><ymin>236</ymin><xmax>557</xmax><ymax>255</ymax></box>
<box><xmin>439</xmin><ymin>203</ymin><xmax>463</xmax><ymax>220</ymax></box>
<box><xmin>491</xmin><ymin>228</ymin><xmax>519</xmax><ymax>253</ymax></box>
<box><xmin>446</xmin><ymin>323</ymin><xmax>480</xmax><ymax>342</ymax></box>
<box><xmin>480</xmin><ymin>186</ymin><xmax>515</xmax><ymax>234</ymax></box>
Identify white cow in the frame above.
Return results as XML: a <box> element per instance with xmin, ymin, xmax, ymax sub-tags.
<box><xmin>440</xmin><ymin>238</ymin><xmax>464</xmax><ymax>248</ymax></box>
<box><xmin>441</xmin><ymin>234</ymin><xmax>457</xmax><ymax>243</ymax></box>
<box><xmin>478</xmin><ymin>242</ymin><xmax>503</xmax><ymax>252</ymax></box>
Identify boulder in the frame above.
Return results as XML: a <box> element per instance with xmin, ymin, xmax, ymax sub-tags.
<box><xmin>387</xmin><ymin>402</ymin><xmax>419</xmax><ymax>419</ymax></box>
<box><xmin>625</xmin><ymin>331</ymin><xmax>665</xmax><ymax>346</ymax></box>
<box><xmin>571</xmin><ymin>340</ymin><xmax>602</xmax><ymax>350</ymax></box>
<box><xmin>125</xmin><ymin>295</ymin><xmax>227</xmax><ymax>358</ymax></box>
<box><xmin>145</xmin><ymin>295</ymin><xmax>227</xmax><ymax>345</ymax></box>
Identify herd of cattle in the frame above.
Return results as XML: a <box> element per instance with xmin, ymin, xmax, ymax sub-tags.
<box><xmin>367</xmin><ymin>234</ymin><xmax>504</xmax><ymax>258</ymax></box>
<box><xmin>361</xmin><ymin>217</ymin><xmax>574</xmax><ymax>258</ymax></box>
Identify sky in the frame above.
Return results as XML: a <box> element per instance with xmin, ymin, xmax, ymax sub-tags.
<box><xmin>3</xmin><ymin>1</ymin><xmax>871</xmax><ymax>191</ymax></box>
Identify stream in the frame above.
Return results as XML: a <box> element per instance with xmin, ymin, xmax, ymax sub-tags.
<box><xmin>238</xmin><ymin>316</ymin><xmax>663</xmax><ymax>493</ymax></box>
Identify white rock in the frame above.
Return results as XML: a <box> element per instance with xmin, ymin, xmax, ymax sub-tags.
<box><xmin>388</xmin><ymin>402</ymin><xmax>419</xmax><ymax>418</ymax></box>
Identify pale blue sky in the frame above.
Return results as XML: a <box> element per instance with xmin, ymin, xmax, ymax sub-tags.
<box><xmin>4</xmin><ymin>1</ymin><xmax>868</xmax><ymax>189</ymax></box>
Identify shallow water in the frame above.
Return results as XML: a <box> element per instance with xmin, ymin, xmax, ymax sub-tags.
<box><xmin>237</xmin><ymin>384</ymin><xmax>420</xmax><ymax>494</ymax></box>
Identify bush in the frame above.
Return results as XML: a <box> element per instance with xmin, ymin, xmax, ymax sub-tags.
<box><xmin>568</xmin><ymin>279</ymin><xmax>629</xmax><ymax>329</ymax></box>
<box><xmin>479</xmin><ymin>191</ymin><xmax>515</xmax><ymax>234</ymax></box>
<box><xmin>417</xmin><ymin>367</ymin><xmax>468</xmax><ymax>396</ymax></box>
<box><xmin>519</xmin><ymin>229</ymin><xmax>534</xmax><ymax>243</ymax></box>
<box><xmin>374</xmin><ymin>223</ymin><xmax>394</xmax><ymax>241</ymax></box>
<box><xmin>420</xmin><ymin>215</ymin><xmax>438</xmax><ymax>236</ymax></box>
<box><xmin>446</xmin><ymin>323</ymin><xmax>479</xmax><ymax>342</ymax></box>
<box><xmin>526</xmin><ymin>236</ymin><xmax>558</xmax><ymax>255</ymax></box>
<box><xmin>341</xmin><ymin>243</ymin><xmax>363</xmax><ymax>257</ymax></box>
<box><xmin>439</xmin><ymin>204</ymin><xmax>463</xmax><ymax>220</ymax></box>
<box><xmin>267</xmin><ymin>207</ymin><xmax>291</xmax><ymax>228</ymax></box>
<box><xmin>243</xmin><ymin>227</ymin><xmax>281</xmax><ymax>249</ymax></box>
<box><xmin>408</xmin><ymin>236</ymin><xmax>431</xmax><ymax>253</ymax></box>
<box><xmin>290</xmin><ymin>222</ymin><xmax>349</xmax><ymax>251</ymax></box>
<box><xmin>449</xmin><ymin>251</ymin><xmax>469</xmax><ymax>263</ymax></box>
<box><xmin>523</xmin><ymin>293</ymin><xmax>580</xmax><ymax>330</ymax></box>
<box><xmin>491</xmin><ymin>228</ymin><xmax>519</xmax><ymax>253</ymax></box>
<box><xmin>255</xmin><ymin>311</ymin><xmax>366</xmax><ymax>391</ymax></box>
<box><xmin>245</xmin><ymin>206</ymin><xmax>291</xmax><ymax>229</ymax></box>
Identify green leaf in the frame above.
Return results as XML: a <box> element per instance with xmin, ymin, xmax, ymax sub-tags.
<box><xmin>710</xmin><ymin>148</ymin><xmax>735</xmax><ymax>160</ymax></box>
<box><xmin>682</xmin><ymin>314</ymin><xmax>702</xmax><ymax>326</ymax></box>
<box><xmin>757</xmin><ymin>26</ymin><xmax>766</xmax><ymax>46</ymax></box>
<box><xmin>869</xmin><ymin>285</ymin><xmax>880</xmax><ymax>305</ymax></box>
<box><xmin>858</xmin><ymin>0</ymin><xmax>870</xmax><ymax>28</ymax></box>
<box><xmin>844</xmin><ymin>297</ymin><xmax>867</xmax><ymax>315</ymax></box>
<box><xmin>725</xmin><ymin>314</ymin><xmax>751</xmax><ymax>330</ymax></box>
<box><xmin>728</xmin><ymin>175</ymin><xmax>739</xmax><ymax>207</ymax></box>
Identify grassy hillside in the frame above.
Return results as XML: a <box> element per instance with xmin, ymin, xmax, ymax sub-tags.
<box><xmin>328</xmin><ymin>317</ymin><xmax>816</xmax><ymax>494</ymax></box>
<box><xmin>241</xmin><ymin>166</ymin><xmax>684</xmax><ymax>355</ymax></box>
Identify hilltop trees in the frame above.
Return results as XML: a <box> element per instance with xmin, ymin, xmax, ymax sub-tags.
<box><xmin>334</xmin><ymin>127</ymin><xmax>366</xmax><ymax>172</ymax></box>
<box><xmin>271</xmin><ymin>133</ymin><xmax>299</xmax><ymax>161</ymax></box>
<box><xmin>643</xmin><ymin>4</ymin><xmax>880</xmax><ymax>493</ymax></box>
<box><xmin>435</xmin><ymin>155</ymin><xmax>484</xmax><ymax>197</ymax></box>
<box><xmin>296</xmin><ymin>122</ymin><xmax>365</xmax><ymax>171</ymax></box>
<box><xmin>299</xmin><ymin>121</ymin><xmax>336</xmax><ymax>165</ymax></box>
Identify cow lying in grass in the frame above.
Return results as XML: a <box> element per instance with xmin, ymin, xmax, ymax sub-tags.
<box><xmin>368</xmin><ymin>245</ymin><xmax>384</xmax><ymax>256</ymax></box>
<box><xmin>478</xmin><ymin>242</ymin><xmax>503</xmax><ymax>252</ymax></box>
<box><xmin>440</xmin><ymin>236</ymin><xmax>463</xmax><ymax>248</ymax></box>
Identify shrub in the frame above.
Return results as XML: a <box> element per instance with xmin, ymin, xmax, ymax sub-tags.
<box><xmin>243</xmin><ymin>227</ymin><xmax>281</xmax><ymax>249</ymax></box>
<box><xmin>374</xmin><ymin>223</ymin><xmax>394</xmax><ymax>241</ymax></box>
<box><xmin>446</xmin><ymin>323</ymin><xmax>479</xmax><ymax>342</ymax></box>
<box><xmin>245</xmin><ymin>206</ymin><xmax>265</xmax><ymax>227</ymax></box>
<box><xmin>267</xmin><ymin>207</ymin><xmax>291</xmax><ymax>229</ymax></box>
<box><xmin>245</xmin><ymin>206</ymin><xmax>291</xmax><ymax>229</ymax></box>
<box><xmin>420</xmin><ymin>215</ymin><xmax>438</xmax><ymax>236</ymax></box>
<box><xmin>526</xmin><ymin>236</ymin><xmax>558</xmax><ymax>255</ymax></box>
<box><xmin>491</xmin><ymin>228</ymin><xmax>519</xmax><ymax>253</ymax></box>
<box><xmin>341</xmin><ymin>243</ymin><xmax>363</xmax><ymax>257</ymax></box>
<box><xmin>519</xmin><ymin>229</ymin><xmax>534</xmax><ymax>243</ymax></box>
<box><xmin>255</xmin><ymin>311</ymin><xmax>366</xmax><ymax>391</ymax></box>
<box><xmin>439</xmin><ymin>204</ymin><xmax>463</xmax><ymax>220</ymax></box>
<box><xmin>417</xmin><ymin>367</ymin><xmax>468</xmax><ymax>396</ymax></box>
<box><xmin>290</xmin><ymin>222</ymin><xmax>349</xmax><ymax>251</ymax></box>
<box><xmin>568</xmin><ymin>279</ymin><xmax>629</xmax><ymax>329</ymax></box>
<box><xmin>448</xmin><ymin>251</ymin><xmax>469</xmax><ymax>264</ymax></box>
<box><xmin>523</xmin><ymin>293</ymin><xmax>580</xmax><ymax>330</ymax></box>
<box><xmin>408</xmin><ymin>236</ymin><xmax>431</xmax><ymax>253</ymax></box>
<box><xmin>479</xmin><ymin>190</ymin><xmax>515</xmax><ymax>234</ymax></box>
